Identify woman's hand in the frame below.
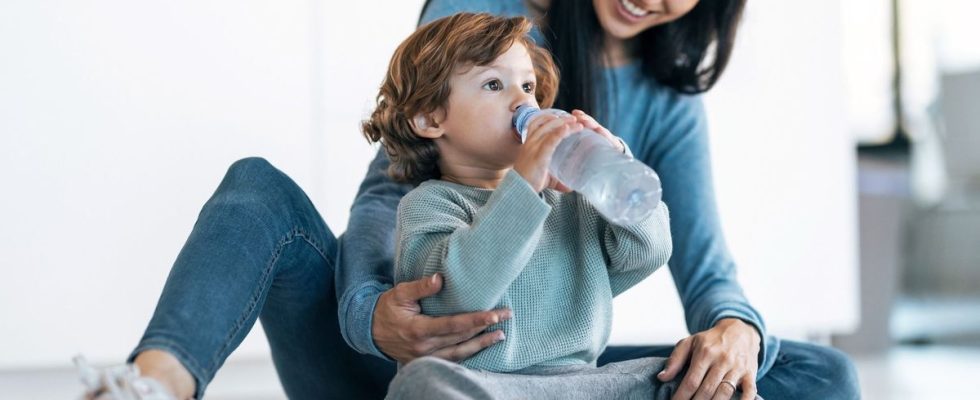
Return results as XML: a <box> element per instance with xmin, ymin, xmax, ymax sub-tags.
<box><xmin>372</xmin><ymin>273</ymin><xmax>513</xmax><ymax>364</ymax></box>
<box><xmin>570</xmin><ymin>109</ymin><xmax>626</xmax><ymax>153</ymax></box>
<box><xmin>658</xmin><ymin>318</ymin><xmax>762</xmax><ymax>400</ymax></box>
<box><xmin>513</xmin><ymin>113</ymin><xmax>581</xmax><ymax>192</ymax></box>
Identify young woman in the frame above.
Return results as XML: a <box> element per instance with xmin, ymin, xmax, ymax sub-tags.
<box><xmin>79</xmin><ymin>1</ymin><xmax>860</xmax><ymax>400</ymax></box>
<box><xmin>402</xmin><ymin>1</ymin><xmax>861</xmax><ymax>400</ymax></box>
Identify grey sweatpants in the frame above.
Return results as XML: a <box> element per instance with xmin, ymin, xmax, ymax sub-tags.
<box><xmin>385</xmin><ymin>356</ymin><xmax>750</xmax><ymax>400</ymax></box>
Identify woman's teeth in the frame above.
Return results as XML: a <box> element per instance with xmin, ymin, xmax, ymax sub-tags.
<box><xmin>619</xmin><ymin>0</ymin><xmax>650</xmax><ymax>18</ymax></box>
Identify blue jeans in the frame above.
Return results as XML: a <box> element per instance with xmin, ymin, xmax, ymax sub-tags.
<box><xmin>131</xmin><ymin>158</ymin><xmax>859</xmax><ymax>399</ymax></box>
<box><xmin>598</xmin><ymin>343</ymin><xmax>860</xmax><ymax>400</ymax></box>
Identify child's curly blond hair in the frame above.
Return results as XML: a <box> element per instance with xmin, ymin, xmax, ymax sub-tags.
<box><xmin>362</xmin><ymin>13</ymin><xmax>559</xmax><ymax>184</ymax></box>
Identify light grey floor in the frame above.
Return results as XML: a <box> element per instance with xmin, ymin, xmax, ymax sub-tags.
<box><xmin>3</xmin><ymin>345</ymin><xmax>979</xmax><ymax>399</ymax></box>
<box><xmin>0</xmin><ymin>357</ymin><xmax>287</xmax><ymax>400</ymax></box>
<box><xmin>853</xmin><ymin>345</ymin><xmax>980</xmax><ymax>399</ymax></box>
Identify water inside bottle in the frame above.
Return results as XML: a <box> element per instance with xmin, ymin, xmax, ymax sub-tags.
<box><xmin>581</xmin><ymin>166</ymin><xmax>662</xmax><ymax>224</ymax></box>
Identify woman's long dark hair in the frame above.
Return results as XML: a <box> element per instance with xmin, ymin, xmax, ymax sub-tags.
<box><xmin>544</xmin><ymin>0</ymin><xmax>746</xmax><ymax>120</ymax></box>
<box><xmin>418</xmin><ymin>0</ymin><xmax>746</xmax><ymax>120</ymax></box>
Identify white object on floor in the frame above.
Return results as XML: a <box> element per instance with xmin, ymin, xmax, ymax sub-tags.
<box><xmin>73</xmin><ymin>355</ymin><xmax>175</xmax><ymax>400</ymax></box>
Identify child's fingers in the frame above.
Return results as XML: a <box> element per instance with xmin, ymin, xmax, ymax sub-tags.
<box><xmin>572</xmin><ymin>111</ymin><xmax>613</xmax><ymax>137</ymax></box>
<box><xmin>527</xmin><ymin>116</ymin><xmax>575</xmax><ymax>146</ymax></box>
<box><xmin>549</xmin><ymin>177</ymin><xmax>573</xmax><ymax>193</ymax></box>
<box><xmin>526</xmin><ymin>121</ymin><xmax>575</xmax><ymax>162</ymax></box>
<box><xmin>571</xmin><ymin>110</ymin><xmax>623</xmax><ymax>152</ymax></box>
<box><xmin>515</xmin><ymin>118</ymin><xmax>579</xmax><ymax>192</ymax></box>
<box><xmin>570</xmin><ymin>109</ymin><xmax>598</xmax><ymax>129</ymax></box>
<box><xmin>537</xmin><ymin>122</ymin><xmax>579</xmax><ymax>156</ymax></box>
<box><xmin>526</xmin><ymin>114</ymin><xmax>558</xmax><ymax>137</ymax></box>
<box><xmin>526</xmin><ymin>114</ymin><xmax>575</xmax><ymax>140</ymax></box>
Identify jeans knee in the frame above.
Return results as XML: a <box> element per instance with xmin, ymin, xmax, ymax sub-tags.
<box><xmin>822</xmin><ymin>347</ymin><xmax>860</xmax><ymax>398</ymax></box>
<box><xmin>219</xmin><ymin>157</ymin><xmax>304</xmax><ymax>205</ymax></box>
<box><xmin>226</xmin><ymin>157</ymin><xmax>281</xmax><ymax>186</ymax></box>
<box><xmin>207</xmin><ymin>157</ymin><xmax>315</xmax><ymax>230</ymax></box>
<box><xmin>796</xmin><ymin>344</ymin><xmax>860</xmax><ymax>400</ymax></box>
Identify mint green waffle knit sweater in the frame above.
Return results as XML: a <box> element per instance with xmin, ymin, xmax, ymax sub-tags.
<box><xmin>394</xmin><ymin>169</ymin><xmax>672</xmax><ymax>372</ymax></box>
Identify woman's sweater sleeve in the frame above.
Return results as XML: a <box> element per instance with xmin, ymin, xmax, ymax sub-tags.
<box><xmin>640</xmin><ymin>93</ymin><xmax>779</xmax><ymax>378</ymax></box>
<box><xmin>419</xmin><ymin>0</ymin><xmax>505</xmax><ymax>26</ymax></box>
<box><xmin>336</xmin><ymin>149</ymin><xmax>414</xmax><ymax>359</ymax></box>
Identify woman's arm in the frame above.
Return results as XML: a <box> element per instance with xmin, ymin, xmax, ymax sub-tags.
<box><xmin>638</xmin><ymin>92</ymin><xmax>777</xmax><ymax>377</ymax></box>
<box><xmin>396</xmin><ymin>170</ymin><xmax>551</xmax><ymax>314</ymax></box>
<box><xmin>335</xmin><ymin>149</ymin><xmax>414</xmax><ymax>357</ymax></box>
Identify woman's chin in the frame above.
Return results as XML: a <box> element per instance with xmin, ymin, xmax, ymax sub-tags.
<box><xmin>605</xmin><ymin>23</ymin><xmax>646</xmax><ymax>40</ymax></box>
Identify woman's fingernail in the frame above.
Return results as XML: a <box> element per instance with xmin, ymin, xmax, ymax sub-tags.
<box><xmin>496</xmin><ymin>331</ymin><xmax>506</xmax><ymax>341</ymax></box>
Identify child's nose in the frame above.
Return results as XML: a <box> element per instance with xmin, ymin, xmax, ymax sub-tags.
<box><xmin>509</xmin><ymin>89</ymin><xmax>535</xmax><ymax>111</ymax></box>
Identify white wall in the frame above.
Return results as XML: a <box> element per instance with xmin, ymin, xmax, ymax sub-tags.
<box><xmin>0</xmin><ymin>0</ymin><xmax>857</xmax><ymax>369</ymax></box>
<box><xmin>0</xmin><ymin>0</ymin><xmax>425</xmax><ymax>369</ymax></box>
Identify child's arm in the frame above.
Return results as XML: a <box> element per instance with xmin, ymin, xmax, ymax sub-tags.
<box><xmin>567</xmin><ymin>111</ymin><xmax>673</xmax><ymax>295</ymax></box>
<box><xmin>599</xmin><ymin>201</ymin><xmax>673</xmax><ymax>296</ymax></box>
<box><xmin>395</xmin><ymin>170</ymin><xmax>551</xmax><ymax>314</ymax></box>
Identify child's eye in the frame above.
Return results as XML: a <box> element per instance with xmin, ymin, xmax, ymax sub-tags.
<box><xmin>522</xmin><ymin>82</ymin><xmax>536</xmax><ymax>93</ymax></box>
<box><xmin>483</xmin><ymin>79</ymin><xmax>502</xmax><ymax>91</ymax></box>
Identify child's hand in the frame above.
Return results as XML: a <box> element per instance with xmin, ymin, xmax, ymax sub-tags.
<box><xmin>570</xmin><ymin>110</ymin><xmax>626</xmax><ymax>153</ymax></box>
<box><xmin>513</xmin><ymin>113</ymin><xmax>581</xmax><ymax>193</ymax></box>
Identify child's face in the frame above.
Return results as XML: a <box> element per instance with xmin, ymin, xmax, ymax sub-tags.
<box><xmin>436</xmin><ymin>42</ymin><xmax>540</xmax><ymax>169</ymax></box>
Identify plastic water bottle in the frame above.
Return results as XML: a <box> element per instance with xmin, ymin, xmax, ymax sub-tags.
<box><xmin>512</xmin><ymin>105</ymin><xmax>662</xmax><ymax>225</ymax></box>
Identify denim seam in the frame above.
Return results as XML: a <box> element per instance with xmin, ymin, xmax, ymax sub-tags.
<box><xmin>293</xmin><ymin>226</ymin><xmax>333</xmax><ymax>265</ymax></box>
<box><xmin>205</xmin><ymin>226</ymin><xmax>333</xmax><ymax>379</ymax></box>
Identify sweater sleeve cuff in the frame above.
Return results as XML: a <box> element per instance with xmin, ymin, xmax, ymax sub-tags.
<box><xmin>338</xmin><ymin>281</ymin><xmax>394</xmax><ymax>361</ymax></box>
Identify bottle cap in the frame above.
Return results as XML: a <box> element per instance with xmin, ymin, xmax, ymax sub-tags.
<box><xmin>512</xmin><ymin>104</ymin><xmax>541</xmax><ymax>144</ymax></box>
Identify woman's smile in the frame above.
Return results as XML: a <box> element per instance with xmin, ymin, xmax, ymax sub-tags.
<box><xmin>617</xmin><ymin>0</ymin><xmax>654</xmax><ymax>21</ymax></box>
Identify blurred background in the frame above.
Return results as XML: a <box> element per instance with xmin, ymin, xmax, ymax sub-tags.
<box><xmin>0</xmin><ymin>0</ymin><xmax>977</xmax><ymax>398</ymax></box>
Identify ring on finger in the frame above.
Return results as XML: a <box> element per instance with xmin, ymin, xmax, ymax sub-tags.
<box><xmin>720</xmin><ymin>379</ymin><xmax>737</xmax><ymax>392</ymax></box>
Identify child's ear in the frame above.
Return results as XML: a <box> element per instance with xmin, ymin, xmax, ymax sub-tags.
<box><xmin>409</xmin><ymin>112</ymin><xmax>445</xmax><ymax>139</ymax></box>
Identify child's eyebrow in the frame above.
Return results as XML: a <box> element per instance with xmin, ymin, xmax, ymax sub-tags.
<box><xmin>471</xmin><ymin>64</ymin><xmax>535</xmax><ymax>77</ymax></box>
